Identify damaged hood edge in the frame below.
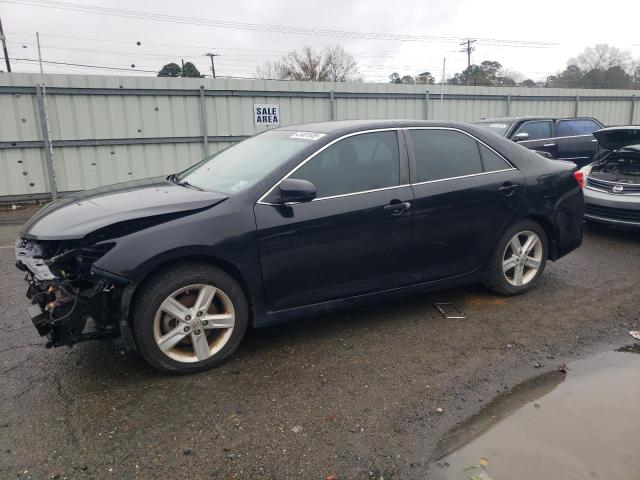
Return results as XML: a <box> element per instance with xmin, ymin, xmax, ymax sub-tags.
<box><xmin>20</xmin><ymin>178</ymin><xmax>228</xmax><ymax>241</ymax></box>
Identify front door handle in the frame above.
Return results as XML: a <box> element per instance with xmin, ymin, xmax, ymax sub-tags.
<box><xmin>498</xmin><ymin>183</ymin><xmax>521</xmax><ymax>196</ymax></box>
<box><xmin>383</xmin><ymin>201</ymin><xmax>411</xmax><ymax>216</ymax></box>
<box><xmin>543</xmin><ymin>143</ymin><xmax>556</xmax><ymax>147</ymax></box>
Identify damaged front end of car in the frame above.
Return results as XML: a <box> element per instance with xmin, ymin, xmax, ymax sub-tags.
<box><xmin>15</xmin><ymin>238</ymin><xmax>123</xmax><ymax>348</ymax></box>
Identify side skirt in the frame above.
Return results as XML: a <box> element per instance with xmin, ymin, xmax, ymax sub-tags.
<box><xmin>253</xmin><ymin>270</ymin><xmax>485</xmax><ymax>328</ymax></box>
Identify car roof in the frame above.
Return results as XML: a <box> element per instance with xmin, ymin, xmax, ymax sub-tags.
<box><xmin>475</xmin><ymin>116</ymin><xmax>554</xmax><ymax>123</ymax></box>
<box><xmin>274</xmin><ymin>119</ymin><xmax>476</xmax><ymax>135</ymax></box>
<box><xmin>475</xmin><ymin>116</ymin><xmax>600</xmax><ymax>123</ymax></box>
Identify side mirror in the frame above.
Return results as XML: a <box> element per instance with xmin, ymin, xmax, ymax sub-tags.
<box><xmin>513</xmin><ymin>132</ymin><xmax>530</xmax><ymax>142</ymax></box>
<box><xmin>279</xmin><ymin>178</ymin><xmax>316</xmax><ymax>204</ymax></box>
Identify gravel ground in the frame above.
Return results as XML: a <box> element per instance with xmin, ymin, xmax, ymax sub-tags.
<box><xmin>1</xmin><ymin>222</ymin><xmax>639</xmax><ymax>480</ymax></box>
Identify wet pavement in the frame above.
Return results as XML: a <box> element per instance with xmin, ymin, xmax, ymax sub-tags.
<box><xmin>1</xmin><ymin>221</ymin><xmax>639</xmax><ymax>479</ymax></box>
<box><xmin>432</xmin><ymin>347</ymin><xmax>640</xmax><ymax>480</ymax></box>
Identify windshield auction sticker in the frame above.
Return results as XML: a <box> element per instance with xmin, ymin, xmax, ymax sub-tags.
<box><xmin>289</xmin><ymin>131</ymin><xmax>326</xmax><ymax>141</ymax></box>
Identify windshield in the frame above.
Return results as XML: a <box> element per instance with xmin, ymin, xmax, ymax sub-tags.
<box><xmin>177</xmin><ymin>130</ymin><xmax>323</xmax><ymax>194</ymax></box>
<box><xmin>474</xmin><ymin>122</ymin><xmax>512</xmax><ymax>137</ymax></box>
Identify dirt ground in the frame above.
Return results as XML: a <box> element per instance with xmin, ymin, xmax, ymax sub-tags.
<box><xmin>1</xmin><ymin>222</ymin><xmax>639</xmax><ymax>479</ymax></box>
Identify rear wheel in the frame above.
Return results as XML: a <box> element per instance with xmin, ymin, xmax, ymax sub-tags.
<box><xmin>485</xmin><ymin>220</ymin><xmax>548</xmax><ymax>295</ymax></box>
<box><xmin>133</xmin><ymin>263</ymin><xmax>248</xmax><ymax>373</ymax></box>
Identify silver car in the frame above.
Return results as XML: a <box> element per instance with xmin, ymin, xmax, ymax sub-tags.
<box><xmin>580</xmin><ymin>127</ymin><xmax>640</xmax><ymax>228</ymax></box>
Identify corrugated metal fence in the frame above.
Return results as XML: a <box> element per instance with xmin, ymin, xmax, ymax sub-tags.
<box><xmin>1</xmin><ymin>72</ymin><xmax>639</xmax><ymax>201</ymax></box>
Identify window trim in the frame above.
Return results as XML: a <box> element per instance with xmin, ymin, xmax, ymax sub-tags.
<box><xmin>512</xmin><ymin>120</ymin><xmax>554</xmax><ymax>141</ymax></box>
<box><xmin>403</xmin><ymin>126</ymin><xmax>516</xmax><ymax>186</ymax></box>
<box><xmin>257</xmin><ymin>128</ymin><xmax>407</xmax><ymax>205</ymax></box>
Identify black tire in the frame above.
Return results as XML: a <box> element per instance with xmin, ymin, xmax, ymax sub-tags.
<box><xmin>484</xmin><ymin>219</ymin><xmax>548</xmax><ymax>296</ymax></box>
<box><xmin>132</xmin><ymin>262</ymin><xmax>249</xmax><ymax>373</ymax></box>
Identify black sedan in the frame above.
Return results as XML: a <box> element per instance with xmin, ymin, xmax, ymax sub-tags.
<box><xmin>474</xmin><ymin>116</ymin><xmax>604</xmax><ymax>167</ymax></box>
<box><xmin>15</xmin><ymin>120</ymin><xmax>585</xmax><ymax>373</ymax></box>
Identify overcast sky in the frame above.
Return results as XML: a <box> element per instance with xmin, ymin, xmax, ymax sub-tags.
<box><xmin>1</xmin><ymin>0</ymin><xmax>639</xmax><ymax>82</ymax></box>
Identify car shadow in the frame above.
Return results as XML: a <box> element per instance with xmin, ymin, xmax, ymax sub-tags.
<box><xmin>583</xmin><ymin>221</ymin><xmax>640</xmax><ymax>242</ymax></box>
<box><xmin>71</xmin><ymin>282</ymin><xmax>487</xmax><ymax>383</ymax></box>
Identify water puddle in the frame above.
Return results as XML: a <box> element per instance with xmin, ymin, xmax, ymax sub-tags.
<box><xmin>432</xmin><ymin>346</ymin><xmax>640</xmax><ymax>480</ymax></box>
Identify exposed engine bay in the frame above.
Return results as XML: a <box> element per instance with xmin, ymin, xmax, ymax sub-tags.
<box><xmin>15</xmin><ymin>238</ymin><xmax>121</xmax><ymax>348</ymax></box>
<box><xmin>590</xmin><ymin>148</ymin><xmax>640</xmax><ymax>184</ymax></box>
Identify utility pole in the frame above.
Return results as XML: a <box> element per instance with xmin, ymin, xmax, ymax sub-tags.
<box><xmin>36</xmin><ymin>31</ymin><xmax>57</xmax><ymax>199</ymax></box>
<box><xmin>440</xmin><ymin>58</ymin><xmax>446</xmax><ymax>119</ymax></box>
<box><xmin>0</xmin><ymin>16</ymin><xmax>11</xmax><ymax>72</ymax></box>
<box><xmin>205</xmin><ymin>52</ymin><xmax>219</xmax><ymax>79</ymax></box>
<box><xmin>460</xmin><ymin>38</ymin><xmax>476</xmax><ymax>71</ymax></box>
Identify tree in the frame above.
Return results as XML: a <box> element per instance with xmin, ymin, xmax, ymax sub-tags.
<box><xmin>158</xmin><ymin>63</ymin><xmax>182</xmax><ymax>77</ymax></box>
<box><xmin>323</xmin><ymin>45</ymin><xmax>360</xmax><ymax>82</ymax></box>
<box><xmin>447</xmin><ymin>60</ymin><xmax>502</xmax><ymax>86</ymax></box>
<box><xmin>522</xmin><ymin>79</ymin><xmax>536</xmax><ymax>87</ymax></box>
<box><xmin>389</xmin><ymin>72</ymin><xmax>402</xmax><ymax>84</ymax></box>
<box><xmin>401</xmin><ymin>75</ymin><xmax>415</xmax><ymax>84</ymax></box>
<box><xmin>569</xmin><ymin>44</ymin><xmax>632</xmax><ymax>72</ymax></box>
<box><xmin>256</xmin><ymin>45</ymin><xmax>360</xmax><ymax>82</ymax></box>
<box><xmin>157</xmin><ymin>62</ymin><xmax>203</xmax><ymax>78</ymax></box>
<box><xmin>181</xmin><ymin>62</ymin><xmax>203</xmax><ymax>78</ymax></box>
<box><xmin>416</xmin><ymin>72</ymin><xmax>435</xmax><ymax>84</ymax></box>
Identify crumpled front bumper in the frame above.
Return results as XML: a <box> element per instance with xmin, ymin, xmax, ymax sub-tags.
<box><xmin>15</xmin><ymin>238</ymin><xmax>121</xmax><ymax>348</ymax></box>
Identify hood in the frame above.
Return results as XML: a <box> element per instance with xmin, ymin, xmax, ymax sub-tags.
<box><xmin>21</xmin><ymin>177</ymin><xmax>228</xmax><ymax>241</ymax></box>
<box><xmin>593</xmin><ymin>127</ymin><xmax>640</xmax><ymax>151</ymax></box>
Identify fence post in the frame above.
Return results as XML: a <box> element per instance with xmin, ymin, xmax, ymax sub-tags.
<box><xmin>574</xmin><ymin>95</ymin><xmax>580</xmax><ymax>118</ymax></box>
<box><xmin>505</xmin><ymin>94</ymin><xmax>511</xmax><ymax>116</ymax></box>
<box><xmin>329</xmin><ymin>90</ymin><xmax>336</xmax><ymax>120</ymax></box>
<box><xmin>198</xmin><ymin>86</ymin><xmax>209</xmax><ymax>158</ymax></box>
<box><xmin>424</xmin><ymin>91</ymin><xmax>430</xmax><ymax>120</ymax></box>
<box><xmin>630</xmin><ymin>95</ymin><xmax>636</xmax><ymax>124</ymax></box>
<box><xmin>35</xmin><ymin>84</ymin><xmax>57</xmax><ymax>200</ymax></box>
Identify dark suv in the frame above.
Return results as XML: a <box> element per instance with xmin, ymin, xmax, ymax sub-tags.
<box><xmin>474</xmin><ymin>116</ymin><xmax>604</xmax><ymax>168</ymax></box>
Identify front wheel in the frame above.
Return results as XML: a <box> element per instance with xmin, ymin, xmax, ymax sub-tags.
<box><xmin>484</xmin><ymin>220</ymin><xmax>548</xmax><ymax>295</ymax></box>
<box><xmin>133</xmin><ymin>263</ymin><xmax>249</xmax><ymax>373</ymax></box>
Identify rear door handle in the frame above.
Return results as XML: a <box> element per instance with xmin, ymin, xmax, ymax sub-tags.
<box><xmin>383</xmin><ymin>201</ymin><xmax>411</xmax><ymax>216</ymax></box>
<box><xmin>543</xmin><ymin>143</ymin><xmax>556</xmax><ymax>147</ymax></box>
<box><xmin>498</xmin><ymin>183</ymin><xmax>521</xmax><ymax>195</ymax></box>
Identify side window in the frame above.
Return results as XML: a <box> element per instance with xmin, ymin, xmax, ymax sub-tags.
<box><xmin>291</xmin><ymin>131</ymin><xmax>400</xmax><ymax>198</ymax></box>
<box><xmin>514</xmin><ymin>121</ymin><xmax>552</xmax><ymax>140</ymax></box>
<box><xmin>409</xmin><ymin>129</ymin><xmax>483</xmax><ymax>182</ymax></box>
<box><xmin>479</xmin><ymin>143</ymin><xmax>511</xmax><ymax>172</ymax></box>
<box><xmin>556</xmin><ymin>119</ymin><xmax>601</xmax><ymax>137</ymax></box>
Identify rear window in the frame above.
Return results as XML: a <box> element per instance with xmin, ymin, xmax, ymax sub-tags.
<box><xmin>409</xmin><ymin>129</ymin><xmax>483</xmax><ymax>182</ymax></box>
<box><xmin>557</xmin><ymin>119</ymin><xmax>601</xmax><ymax>137</ymax></box>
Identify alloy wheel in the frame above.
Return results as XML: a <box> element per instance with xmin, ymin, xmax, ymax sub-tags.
<box><xmin>502</xmin><ymin>231</ymin><xmax>543</xmax><ymax>287</ymax></box>
<box><xmin>153</xmin><ymin>284</ymin><xmax>235</xmax><ymax>363</ymax></box>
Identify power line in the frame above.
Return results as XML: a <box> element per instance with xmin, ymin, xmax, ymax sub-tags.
<box><xmin>1</xmin><ymin>0</ymin><xmax>558</xmax><ymax>47</ymax></box>
<box><xmin>11</xmin><ymin>57</ymin><xmax>158</xmax><ymax>72</ymax></box>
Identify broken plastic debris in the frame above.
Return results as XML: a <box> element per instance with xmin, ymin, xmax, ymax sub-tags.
<box><xmin>464</xmin><ymin>464</ymin><xmax>494</xmax><ymax>480</ymax></box>
<box><xmin>434</xmin><ymin>303</ymin><xmax>466</xmax><ymax>319</ymax></box>
<box><xmin>629</xmin><ymin>331</ymin><xmax>640</xmax><ymax>340</ymax></box>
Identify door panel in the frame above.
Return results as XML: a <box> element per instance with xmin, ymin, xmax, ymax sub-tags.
<box><xmin>410</xmin><ymin>170</ymin><xmax>524</xmax><ymax>282</ymax></box>
<box><xmin>517</xmin><ymin>137</ymin><xmax>558</xmax><ymax>158</ymax></box>
<box><xmin>255</xmin><ymin>187</ymin><xmax>414</xmax><ymax>310</ymax></box>
<box><xmin>555</xmin><ymin>135</ymin><xmax>598</xmax><ymax>166</ymax></box>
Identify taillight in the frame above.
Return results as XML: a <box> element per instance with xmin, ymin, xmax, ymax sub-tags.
<box><xmin>574</xmin><ymin>171</ymin><xmax>584</xmax><ymax>189</ymax></box>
